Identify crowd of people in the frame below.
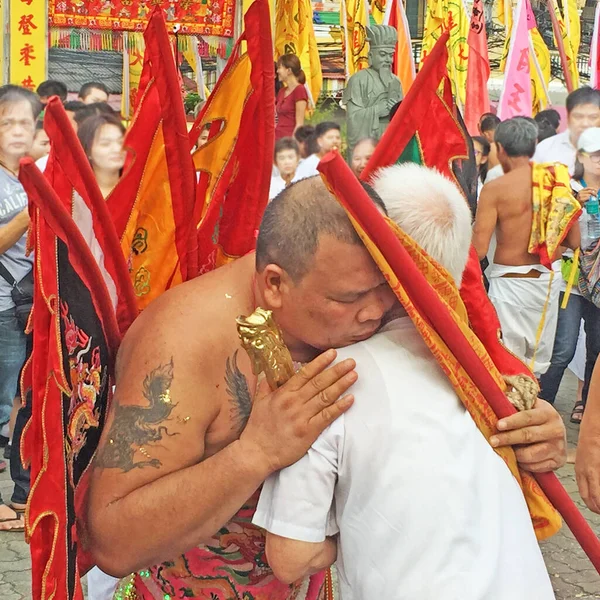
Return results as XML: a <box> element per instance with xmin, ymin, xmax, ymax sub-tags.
<box><xmin>0</xmin><ymin>79</ymin><xmax>124</xmax><ymax>534</ymax></box>
<box><xmin>0</xmin><ymin>55</ymin><xmax>600</xmax><ymax>600</ymax></box>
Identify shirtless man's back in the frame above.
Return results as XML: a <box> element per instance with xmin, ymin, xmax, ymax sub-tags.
<box><xmin>482</xmin><ymin>165</ymin><xmax>538</xmax><ymax>267</ymax></box>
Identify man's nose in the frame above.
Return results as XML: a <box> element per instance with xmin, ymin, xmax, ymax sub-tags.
<box><xmin>357</xmin><ymin>286</ymin><xmax>395</xmax><ymax>323</ymax></box>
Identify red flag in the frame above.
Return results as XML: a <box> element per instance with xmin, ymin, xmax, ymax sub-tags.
<box><xmin>20</xmin><ymin>158</ymin><xmax>122</xmax><ymax>600</ymax></box>
<box><xmin>361</xmin><ymin>31</ymin><xmax>530</xmax><ymax>381</ymax></box>
<box><xmin>192</xmin><ymin>0</ymin><xmax>275</xmax><ymax>273</ymax></box>
<box><xmin>110</xmin><ymin>8</ymin><xmax>198</xmax><ymax>307</ymax></box>
<box><xmin>464</xmin><ymin>0</ymin><xmax>491</xmax><ymax>135</ymax></box>
<box><xmin>362</xmin><ymin>31</ymin><xmax>467</xmax><ymax>181</ymax></box>
<box><xmin>42</xmin><ymin>98</ymin><xmax>138</xmax><ymax>335</ymax></box>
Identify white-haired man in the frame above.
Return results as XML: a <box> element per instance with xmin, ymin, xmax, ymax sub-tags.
<box><xmin>252</xmin><ymin>165</ymin><xmax>555</xmax><ymax>599</ymax></box>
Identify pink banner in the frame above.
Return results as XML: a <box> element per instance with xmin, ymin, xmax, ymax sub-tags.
<box><xmin>497</xmin><ymin>0</ymin><xmax>532</xmax><ymax>119</ymax></box>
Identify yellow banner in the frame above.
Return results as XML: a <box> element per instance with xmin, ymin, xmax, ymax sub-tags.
<box><xmin>565</xmin><ymin>0</ymin><xmax>581</xmax><ymax>57</ymax></box>
<box><xmin>10</xmin><ymin>0</ymin><xmax>46</xmax><ymax>90</ymax></box>
<box><xmin>530</xmin><ymin>27</ymin><xmax>550</xmax><ymax>114</ymax></box>
<box><xmin>342</xmin><ymin>0</ymin><xmax>369</xmax><ymax>76</ymax></box>
<box><xmin>121</xmin><ymin>33</ymin><xmax>145</xmax><ymax>120</ymax></box>
<box><xmin>552</xmin><ymin>0</ymin><xmax>579</xmax><ymax>89</ymax></box>
<box><xmin>421</xmin><ymin>0</ymin><xmax>469</xmax><ymax>108</ymax></box>
<box><xmin>274</xmin><ymin>0</ymin><xmax>323</xmax><ymax>105</ymax></box>
<box><xmin>494</xmin><ymin>0</ymin><xmax>513</xmax><ymax>32</ymax></box>
<box><xmin>368</xmin><ymin>0</ymin><xmax>386</xmax><ymax>24</ymax></box>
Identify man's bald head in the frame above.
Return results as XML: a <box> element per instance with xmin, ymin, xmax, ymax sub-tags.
<box><xmin>256</xmin><ymin>177</ymin><xmax>362</xmax><ymax>281</ymax></box>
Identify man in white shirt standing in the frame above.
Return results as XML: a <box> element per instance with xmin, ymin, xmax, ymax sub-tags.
<box><xmin>253</xmin><ymin>165</ymin><xmax>556</xmax><ymax>599</ymax></box>
<box><xmin>534</xmin><ymin>87</ymin><xmax>600</xmax><ymax>173</ymax></box>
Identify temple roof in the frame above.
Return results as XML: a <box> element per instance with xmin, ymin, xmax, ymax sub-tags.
<box><xmin>48</xmin><ymin>48</ymin><xmax>123</xmax><ymax>94</ymax></box>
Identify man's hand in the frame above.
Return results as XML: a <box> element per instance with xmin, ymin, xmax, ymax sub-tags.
<box><xmin>489</xmin><ymin>398</ymin><xmax>567</xmax><ymax>472</ymax></box>
<box><xmin>239</xmin><ymin>349</ymin><xmax>356</xmax><ymax>474</ymax></box>
<box><xmin>576</xmin><ymin>433</ymin><xmax>600</xmax><ymax>514</ymax></box>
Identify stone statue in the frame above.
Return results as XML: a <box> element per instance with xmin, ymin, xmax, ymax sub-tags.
<box><xmin>343</xmin><ymin>25</ymin><xmax>403</xmax><ymax>153</ymax></box>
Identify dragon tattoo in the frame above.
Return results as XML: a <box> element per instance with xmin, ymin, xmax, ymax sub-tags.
<box><xmin>94</xmin><ymin>359</ymin><xmax>178</xmax><ymax>472</ymax></box>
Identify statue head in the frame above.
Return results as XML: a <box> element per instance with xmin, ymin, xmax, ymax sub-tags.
<box><xmin>366</xmin><ymin>25</ymin><xmax>397</xmax><ymax>73</ymax></box>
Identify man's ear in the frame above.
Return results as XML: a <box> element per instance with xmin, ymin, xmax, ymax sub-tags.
<box><xmin>259</xmin><ymin>264</ymin><xmax>291</xmax><ymax>309</ymax></box>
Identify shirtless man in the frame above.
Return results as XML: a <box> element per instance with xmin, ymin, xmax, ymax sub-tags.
<box><xmin>88</xmin><ymin>176</ymin><xmax>568</xmax><ymax>598</ymax></box>
<box><xmin>86</xmin><ymin>177</ymin><xmax>393</xmax><ymax>598</ymax></box>
<box><xmin>473</xmin><ymin>117</ymin><xmax>581</xmax><ymax>376</ymax></box>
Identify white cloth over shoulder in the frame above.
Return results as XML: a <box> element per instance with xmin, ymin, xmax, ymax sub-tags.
<box><xmin>254</xmin><ymin>317</ymin><xmax>554</xmax><ymax>600</ymax></box>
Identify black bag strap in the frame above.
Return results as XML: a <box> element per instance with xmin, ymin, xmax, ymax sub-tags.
<box><xmin>0</xmin><ymin>260</ymin><xmax>16</xmax><ymax>287</ymax></box>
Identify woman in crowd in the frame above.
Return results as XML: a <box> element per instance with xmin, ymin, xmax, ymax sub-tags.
<box><xmin>269</xmin><ymin>137</ymin><xmax>300</xmax><ymax>200</ymax></box>
<box><xmin>472</xmin><ymin>135</ymin><xmax>490</xmax><ymax>195</ymax></box>
<box><xmin>275</xmin><ymin>54</ymin><xmax>308</xmax><ymax>140</ymax></box>
<box><xmin>540</xmin><ymin>127</ymin><xmax>600</xmax><ymax>423</ymax></box>
<box><xmin>78</xmin><ymin>113</ymin><xmax>126</xmax><ymax>198</ymax></box>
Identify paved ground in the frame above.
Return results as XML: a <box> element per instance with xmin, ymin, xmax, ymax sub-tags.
<box><xmin>0</xmin><ymin>372</ymin><xmax>599</xmax><ymax>599</ymax></box>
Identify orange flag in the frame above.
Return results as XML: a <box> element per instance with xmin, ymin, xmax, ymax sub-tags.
<box><xmin>191</xmin><ymin>0</ymin><xmax>275</xmax><ymax>273</ymax></box>
<box><xmin>110</xmin><ymin>8</ymin><xmax>197</xmax><ymax>310</ymax></box>
<box><xmin>383</xmin><ymin>0</ymin><xmax>415</xmax><ymax>95</ymax></box>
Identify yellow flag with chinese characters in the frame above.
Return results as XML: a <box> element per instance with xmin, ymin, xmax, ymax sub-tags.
<box><xmin>342</xmin><ymin>0</ymin><xmax>370</xmax><ymax>76</ymax></box>
<box><xmin>530</xmin><ymin>26</ymin><xmax>551</xmax><ymax>113</ymax></box>
<box><xmin>368</xmin><ymin>0</ymin><xmax>387</xmax><ymax>24</ymax></box>
<box><xmin>495</xmin><ymin>0</ymin><xmax>513</xmax><ymax>32</ymax></box>
<box><xmin>422</xmin><ymin>0</ymin><xmax>470</xmax><ymax>108</ymax></box>
<box><xmin>552</xmin><ymin>0</ymin><xmax>579</xmax><ymax>89</ymax></box>
<box><xmin>121</xmin><ymin>33</ymin><xmax>145</xmax><ymax>120</ymax></box>
<box><xmin>274</xmin><ymin>0</ymin><xmax>323</xmax><ymax>105</ymax></box>
<box><xmin>565</xmin><ymin>0</ymin><xmax>581</xmax><ymax>57</ymax></box>
<box><xmin>10</xmin><ymin>0</ymin><xmax>46</xmax><ymax>90</ymax></box>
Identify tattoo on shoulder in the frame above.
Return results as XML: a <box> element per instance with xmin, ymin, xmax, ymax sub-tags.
<box><xmin>94</xmin><ymin>358</ymin><xmax>179</xmax><ymax>472</ymax></box>
<box><xmin>225</xmin><ymin>350</ymin><xmax>252</xmax><ymax>433</ymax></box>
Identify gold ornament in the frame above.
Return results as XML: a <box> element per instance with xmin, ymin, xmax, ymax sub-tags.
<box><xmin>236</xmin><ymin>308</ymin><xmax>295</xmax><ymax>389</ymax></box>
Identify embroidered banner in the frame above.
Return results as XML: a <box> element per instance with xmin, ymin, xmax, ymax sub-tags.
<box><xmin>10</xmin><ymin>0</ymin><xmax>47</xmax><ymax>90</ymax></box>
<box><xmin>48</xmin><ymin>0</ymin><xmax>236</xmax><ymax>37</ymax></box>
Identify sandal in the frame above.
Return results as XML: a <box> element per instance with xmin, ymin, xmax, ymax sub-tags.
<box><xmin>571</xmin><ymin>401</ymin><xmax>585</xmax><ymax>424</ymax></box>
<box><xmin>9</xmin><ymin>503</ymin><xmax>25</xmax><ymax>516</ymax></box>
<box><xmin>0</xmin><ymin>517</ymin><xmax>24</xmax><ymax>533</ymax></box>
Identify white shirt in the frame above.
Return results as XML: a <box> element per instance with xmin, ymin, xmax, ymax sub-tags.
<box><xmin>269</xmin><ymin>174</ymin><xmax>287</xmax><ymax>200</ymax></box>
<box><xmin>254</xmin><ymin>318</ymin><xmax>554</xmax><ymax>600</ymax></box>
<box><xmin>533</xmin><ymin>130</ymin><xmax>577</xmax><ymax>174</ymax></box>
<box><xmin>35</xmin><ymin>154</ymin><xmax>49</xmax><ymax>173</ymax></box>
<box><xmin>292</xmin><ymin>153</ymin><xmax>319</xmax><ymax>182</ymax></box>
<box><xmin>484</xmin><ymin>163</ymin><xmax>504</xmax><ymax>184</ymax></box>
